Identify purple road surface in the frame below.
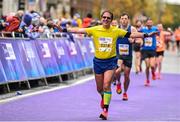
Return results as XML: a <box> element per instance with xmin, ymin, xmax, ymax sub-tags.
<box><xmin>0</xmin><ymin>73</ymin><xmax>180</xmax><ymax>121</ymax></box>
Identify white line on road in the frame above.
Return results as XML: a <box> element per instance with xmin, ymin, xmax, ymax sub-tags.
<box><xmin>0</xmin><ymin>75</ymin><xmax>94</xmax><ymax>104</ymax></box>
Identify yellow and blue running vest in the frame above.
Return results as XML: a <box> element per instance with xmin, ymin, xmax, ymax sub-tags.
<box><xmin>85</xmin><ymin>25</ymin><xmax>127</xmax><ymax>59</ymax></box>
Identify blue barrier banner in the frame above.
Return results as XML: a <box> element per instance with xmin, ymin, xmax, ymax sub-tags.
<box><xmin>34</xmin><ymin>39</ymin><xmax>60</xmax><ymax>76</ymax></box>
<box><xmin>0</xmin><ymin>60</ymin><xmax>7</xmax><ymax>83</ymax></box>
<box><xmin>77</xmin><ymin>37</ymin><xmax>94</xmax><ymax>68</ymax></box>
<box><xmin>0</xmin><ymin>39</ymin><xmax>27</xmax><ymax>81</ymax></box>
<box><xmin>18</xmin><ymin>40</ymin><xmax>45</xmax><ymax>79</ymax></box>
<box><xmin>0</xmin><ymin>37</ymin><xmax>94</xmax><ymax>83</ymax></box>
<box><xmin>52</xmin><ymin>38</ymin><xmax>74</xmax><ymax>73</ymax></box>
<box><xmin>65</xmin><ymin>38</ymin><xmax>85</xmax><ymax>70</ymax></box>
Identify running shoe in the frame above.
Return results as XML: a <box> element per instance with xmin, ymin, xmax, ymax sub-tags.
<box><xmin>144</xmin><ymin>80</ymin><xmax>150</xmax><ymax>86</ymax></box>
<box><xmin>99</xmin><ymin>108</ymin><xmax>108</xmax><ymax>120</ymax></box>
<box><xmin>156</xmin><ymin>73</ymin><xmax>161</xmax><ymax>79</ymax></box>
<box><xmin>135</xmin><ymin>71</ymin><xmax>139</xmax><ymax>75</ymax></box>
<box><xmin>100</xmin><ymin>99</ymin><xmax>104</xmax><ymax>109</ymax></box>
<box><xmin>116</xmin><ymin>83</ymin><xmax>122</xmax><ymax>94</ymax></box>
<box><xmin>122</xmin><ymin>93</ymin><xmax>128</xmax><ymax>101</ymax></box>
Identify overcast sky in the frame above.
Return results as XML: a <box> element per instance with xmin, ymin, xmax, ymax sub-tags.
<box><xmin>165</xmin><ymin>0</ymin><xmax>180</xmax><ymax>5</ymax></box>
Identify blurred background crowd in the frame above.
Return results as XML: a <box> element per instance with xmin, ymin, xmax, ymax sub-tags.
<box><xmin>0</xmin><ymin>0</ymin><xmax>179</xmax><ymax>52</ymax></box>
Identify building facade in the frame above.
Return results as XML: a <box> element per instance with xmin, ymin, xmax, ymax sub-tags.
<box><xmin>0</xmin><ymin>0</ymin><xmax>94</xmax><ymax>19</ymax></box>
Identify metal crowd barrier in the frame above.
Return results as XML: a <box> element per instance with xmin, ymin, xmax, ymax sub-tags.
<box><xmin>0</xmin><ymin>32</ymin><xmax>94</xmax><ymax>93</ymax></box>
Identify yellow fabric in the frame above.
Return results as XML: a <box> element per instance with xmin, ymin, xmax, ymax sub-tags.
<box><xmin>104</xmin><ymin>91</ymin><xmax>112</xmax><ymax>105</ymax></box>
<box><xmin>85</xmin><ymin>25</ymin><xmax>127</xmax><ymax>59</ymax></box>
<box><xmin>76</xmin><ymin>19</ymin><xmax>82</xmax><ymax>27</ymax></box>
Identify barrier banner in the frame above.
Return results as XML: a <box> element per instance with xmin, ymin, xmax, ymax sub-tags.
<box><xmin>0</xmin><ymin>37</ymin><xmax>94</xmax><ymax>84</ymax></box>
<box><xmin>0</xmin><ymin>39</ymin><xmax>27</xmax><ymax>81</ymax></box>
<box><xmin>52</xmin><ymin>38</ymin><xmax>74</xmax><ymax>73</ymax></box>
<box><xmin>34</xmin><ymin>39</ymin><xmax>60</xmax><ymax>76</ymax></box>
<box><xmin>65</xmin><ymin>38</ymin><xmax>85</xmax><ymax>70</ymax></box>
<box><xmin>18</xmin><ymin>40</ymin><xmax>45</xmax><ymax>79</ymax></box>
<box><xmin>0</xmin><ymin>60</ymin><xmax>7</xmax><ymax>83</ymax></box>
<box><xmin>77</xmin><ymin>37</ymin><xmax>94</xmax><ymax>68</ymax></box>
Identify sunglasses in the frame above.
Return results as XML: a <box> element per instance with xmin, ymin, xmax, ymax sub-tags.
<box><xmin>102</xmin><ymin>16</ymin><xmax>111</xmax><ymax>20</ymax></box>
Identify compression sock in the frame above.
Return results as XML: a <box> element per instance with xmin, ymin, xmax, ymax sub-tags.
<box><xmin>103</xmin><ymin>91</ymin><xmax>112</xmax><ymax>111</ymax></box>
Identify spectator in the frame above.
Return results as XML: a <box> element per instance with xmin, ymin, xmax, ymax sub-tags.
<box><xmin>0</xmin><ymin>17</ymin><xmax>7</xmax><ymax>31</ymax></box>
<box><xmin>38</xmin><ymin>17</ymin><xmax>50</xmax><ymax>38</ymax></box>
<box><xmin>16</xmin><ymin>10</ymin><xmax>24</xmax><ymax>20</ymax></box>
<box><xmin>111</xmin><ymin>19</ymin><xmax>118</xmax><ymax>27</ymax></box>
<box><xmin>82</xmin><ymin>13</ymin><xmax>93</xmax><ymax>28</ymax></box>
<box><xmin>2</xmin><ymin>15</ymin><xmax>21</xmax><ymax>37</ymax></box>
<box><xmin>72</xmin><ymin>13</ymin><xmax>82</xmax><ymax>27</ymax></box>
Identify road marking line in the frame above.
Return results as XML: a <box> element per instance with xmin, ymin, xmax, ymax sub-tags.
<box><xmin>0</xmin><ymin>76</ymin><xmax>94</xmax><ymax>104</ymax></box>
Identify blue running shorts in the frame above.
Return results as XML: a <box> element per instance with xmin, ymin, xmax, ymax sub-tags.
<box><xmin>93</xmin><ymin>56</ymin><xmax>118</xmax><ymax>74</ymax></box>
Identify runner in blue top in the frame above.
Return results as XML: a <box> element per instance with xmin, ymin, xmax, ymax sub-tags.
<box><xmin>140</xmin><ymin>18</ymin><xmax>159</xmax><ymax>86</ymax></box>
<box><xmin>115</xmin><ymin>13</ymin><xmax>138</xmax><ymax>101</ymax></box>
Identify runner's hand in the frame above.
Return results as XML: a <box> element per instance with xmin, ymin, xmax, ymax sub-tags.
<box><xmin>148</xmin><ymin>31</ymin><xmax>159</xmax><ymax>36</ymax></box>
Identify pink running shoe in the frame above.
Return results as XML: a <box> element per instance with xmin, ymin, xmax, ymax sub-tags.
<box><xmin>99</xmin><ymin>108</ymin><xmax>108</xmax><ymax>120</ymax></box>
<box><xmin>144</xmin><ymin>80</ymin><xmax>150</xmax><ymax>86</ymax></box>
<box><xmin>122</xmin><ymin>93</ymin><xmax>128</xmax><ymax>101</ymax></box>
<box><xmin>156</xmin><ymin>73</ymin><xmax>161</xmax><ymax>79</ymax></box>
<box><xmin>116</xmin><ymin>83</ymin><xmax>122</xmax><ymax>94</ymax></box>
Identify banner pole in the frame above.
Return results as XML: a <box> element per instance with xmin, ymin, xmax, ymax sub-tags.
<box><xmin>43</xmin><ymin>77</ymin><xmax>48</xmax><ymax>86</ymax></box>
<box><xmin>26</xmin><ymin>80</ymin><xmax>31</xmax><ymax>89</ymax></box>
<box><xmin>58</xmin><ymin>75</ymin><xmax>62</xmax><ymax>83</ymax></box>
<box><xmin>6</xmin><ymin>83</ymin><xmax>10</xmax><ymax>92</ymax></box>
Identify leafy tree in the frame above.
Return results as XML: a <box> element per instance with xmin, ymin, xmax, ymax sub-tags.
<box><xmin>90</xmin><ymin>0</ymin><xmax>179</xmax><ymax>28</ymax></box>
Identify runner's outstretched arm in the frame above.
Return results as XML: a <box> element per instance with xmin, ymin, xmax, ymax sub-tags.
<box><xmin>67</xmin><ymin>28</ymin><xmax>87</xmax><ymax>34</ymax></box>
<box><xmin>126</xmin><ymin>31</ymin><xmax>159</xmax><ymax>38</ymax></box>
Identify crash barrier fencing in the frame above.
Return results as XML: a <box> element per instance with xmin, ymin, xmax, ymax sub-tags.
<box><xmin>0</xmin><ymin>32</ymin><xmax>95</xmax><ymax>93</ymax></box>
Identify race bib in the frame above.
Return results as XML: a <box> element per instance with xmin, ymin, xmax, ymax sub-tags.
<box><xmin>156</xmin><ymin>40</ymin><xmax>162</xmax><ymax>47</ymax></box>
<box><xmin>144</xmin><ymin>37</ymin><xmax>153</xmax><ymax>47</ymax></box>
<box><xmin>98</xmin><ymin>37</ymin><xmax>112</xmax><ymax>52</ymax></box>
<box><xmin>118</xmin><ymin>44</ymin><xmax>129</xmax><ymax>55</ymax></box>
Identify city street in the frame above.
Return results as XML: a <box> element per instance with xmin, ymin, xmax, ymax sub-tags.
<box><xmin>0</xmin><ymin>50</ymin><xmax>180</xmax><ymax>121</ymax></box>
<box><xmin>0</xmin><ymin>0</ymin><xmax>180</xmax><ymax>121</ymax></box>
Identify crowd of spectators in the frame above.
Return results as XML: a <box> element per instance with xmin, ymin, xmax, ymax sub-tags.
<box><xmin>0</xmin><ymin>10</ymin><xmax>179</xmax><ymax>55</ymax></box>
<box><xmin>0</xmin><ymin>10</ymin><xmax>100</xmax><ymax>39</ymax></box>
